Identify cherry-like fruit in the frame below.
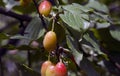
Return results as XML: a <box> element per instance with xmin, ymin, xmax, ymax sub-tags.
<box><xmin>41</xmin><ymin>60</ymin><xmax>52</xmax><ymax>76</ymax></box>
<box><xmin>55</xmin><ymin>62</ymin><xmax>68</xmax><ymax>76</ymax></box>
<box><xmin>38</xmin><ymin>0</ymin><xmax>52</xmax><ymax>16</ymax></box>
<box><xmin>43</xmin><ymin>31</ymin><xmax>57</xmax><ymax>52</ymax></box>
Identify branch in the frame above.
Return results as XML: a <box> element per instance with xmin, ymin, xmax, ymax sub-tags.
<box><xmin>0</xmin><ymin>7</ymin><xmax>32</xmax><ymax>22</ymax></box>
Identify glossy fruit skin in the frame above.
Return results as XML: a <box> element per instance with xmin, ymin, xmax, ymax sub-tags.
<box><xmin>46</xmin><ymin>65</ymin><xmax>56</xmax><ymax>76</ymax></box>
<box><xmin>41</xmin><ymin>61</ymin><xmax>52</xmax><ymax>76</ymax></box>
<box><xmin>55</xmin><ymin>62</ymin><xmax>67</xmax><ymax>76</ymax></box>
<box><xmin>43</xmin><ymin>31</ymin><xmax>57</xmax><ymax>52</ymax></box>
<box><xmin>38</xmin><ymin>0</ymin><xmax>52</xmax><ymax>16</ymax></box>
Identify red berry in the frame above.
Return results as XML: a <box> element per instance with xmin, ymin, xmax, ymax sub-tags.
<box><xmin>43</xmin><ymin>31</ymin><xmax>57</xmax><ymax>52</ymax></box>
<box><xmin>55</xmin><ymin>62</ymin><xmax>68</xmax><ymax>76</ymax></box>
<box><xmin>38</xmin><ymin>0</ymin><xmax>52</xmax><ymax>16</ymax></box>
<box><xmin>41</xmin><ymin>61</ymin><xmax>52</xmax><ymax>76</ymax></box>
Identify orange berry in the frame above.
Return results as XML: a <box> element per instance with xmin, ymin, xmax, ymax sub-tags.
<box><xmin>43</xmin><ymin>31</ymin><xmax>57</xmax><ymax>52</ymax></box>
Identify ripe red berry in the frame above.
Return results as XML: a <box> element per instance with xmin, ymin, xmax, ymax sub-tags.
<box><xmin>43</xmin><ymin>31</ymin><xmax>57</xmax><ymax>52</ymax></box>
<box><xmin>55</xmin><ymin>62</ymin><xmax>68</xmax><ymax>76</ymax></box>
<box><xmin>41</xmin><ymin>60</ymin><xmax>52</xmax><ymax>76</ymax></box>
<box><xmin>38</xmin><ymin>0</ymin><xmax>52</xmax><ymax>16</ymax></box>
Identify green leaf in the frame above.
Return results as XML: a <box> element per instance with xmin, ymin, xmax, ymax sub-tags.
<box><xmin>60</xmin><ymin>11</ymin><xmax>84</xmax><ymax>32</ymax></box>
<box><xmin>66</xmin><ymin>35</ymin><xmax>83</xmax><ymax>65</ymax></box>
<box><xmin>23</xmin><ymin>17</ymin><xmax>45</xmax><ymax>45</ymax></box>
<box><xmin>96</xmin><ymin>22</ymin><xmax>110</xmax><ymax>29</ymax></box>
<box><xmin>94</xmin><ymin>11</ymin><xmax>113</xmax><ymax>23</ymax></box>
<box><xmin>86</xmin><ymin>0</ymin><xmax>109</xmax><ymax>13</ymax></box>
<box><xmin>62</xmin><ymin>3</ymin><xmax>91</xmax><ymax>13</ymax></box>
<box><xmin>10</xmin><ymin>34</ymin><xmax>30</xmax><ymax>40</ymax></box>
<box><xmin>24</xmin><ymin>17</ymin><xmax>42</xmax><ymax>40</ymax></box>
<box><xmin>83</xmin><ymin>34</ymin><xmax>103</xmax><ymax>54</ymax></box>
<box><xmin>62</xmin><ymin>3</ymin><xmax>90</xmax><ymax>20</ymax></box>
<box><xmin>89</xmin><ymin>12</ymin><xmax>111</xmax><ymax>29</ymax></box>
<box><xmin>110</xmin><ymin>26</ymin><xmax>120</xmax><ymax>41</ymax></box>
<box><xmin>0</xmin><ymin>33</ymin><xmax>9</xmax><ymax>39</ymax></box>
<box><xmin>60</xmin><ymin>3</ymin><xmax>95</xmax><ymax>32</ymax></box>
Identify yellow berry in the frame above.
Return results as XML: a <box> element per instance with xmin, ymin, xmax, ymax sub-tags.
<box><xmin>43</xmin><ymin>31</ymin><xmax>57</xmax><ymax>52</ymax></box>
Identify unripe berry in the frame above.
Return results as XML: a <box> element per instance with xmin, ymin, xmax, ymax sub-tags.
<box><xmin>55</xmin><ymin>62</ymin><xmax>68</xmax><ymax>76</ymax></box>
<box><xmin>41</xmin><ymin>61</ymin><xmax>52</xmax><ymax>76</ymax></box>
<box><xmin>46</xmin><ymin>65</ymin><xmax>56</xmax><ymax>76</ymax></box>
<box><xmin>38</xmin><ymin>0</ymin><xmax>52</xmax><ymax>16</ymax></box>
<box><xmin>43</xmin><ymin>31</ymin><xmax>57</xmax><ymax>52</ymax></box>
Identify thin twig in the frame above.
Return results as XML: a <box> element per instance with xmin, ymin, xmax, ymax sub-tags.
<box><xmin>0</xmin><ymin>57</ymin><xmax>4</xmax><ymax>76</ymax></box>
<box><xmin>32</xmin><ymin>0</ymin><xmax>48</xmax><ymax>31</ymax></box>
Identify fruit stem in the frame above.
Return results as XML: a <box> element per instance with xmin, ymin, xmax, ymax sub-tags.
<box><xmin>48</xmin><ymin>52</ymin><xmax>51</xmax><ymax>61</ymax></box>
<box><xmin>51</xmin><ymin>19</ymin><xmax>55</xmax><ymax>31</ymax></box>
<box><xmin>60</xmin><ymin>58</ymin><xmax>62</xmax><ymax>63</ymax></box>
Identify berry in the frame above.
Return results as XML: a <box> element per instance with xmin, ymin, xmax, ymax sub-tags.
<box><xmin>46</xmin><ymin>64</ymin><xmax>56</xmax><ymax>76</ymax></box>
<box><xmin>41</xmin><ymin>61</ymin><xmax>52</xmax><ymax>76</ymax></box>
<box><xmin>43</xmin><ymin>31</ymin><xmax>57</xmax><ymax>52</ymax></box>
<box><xmin>55</xmin><ymin>62</ymin><xmax>67</xmax><ymax>76</ymax></box>
<box><xmin>38</xmin><ymin>0</ymin><xmax>52</xmax><ymax>16</ymax></box>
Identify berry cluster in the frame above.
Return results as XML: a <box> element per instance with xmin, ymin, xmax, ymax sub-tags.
<box><xmin>41</xmin><ymin>60</ymin><xmax>67</xmax><ymax>76</ymax></box>
<box><xmin>41</xmin><ymin>30</ymin><xmax>67</xmax><ymax>76</ymax></box>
